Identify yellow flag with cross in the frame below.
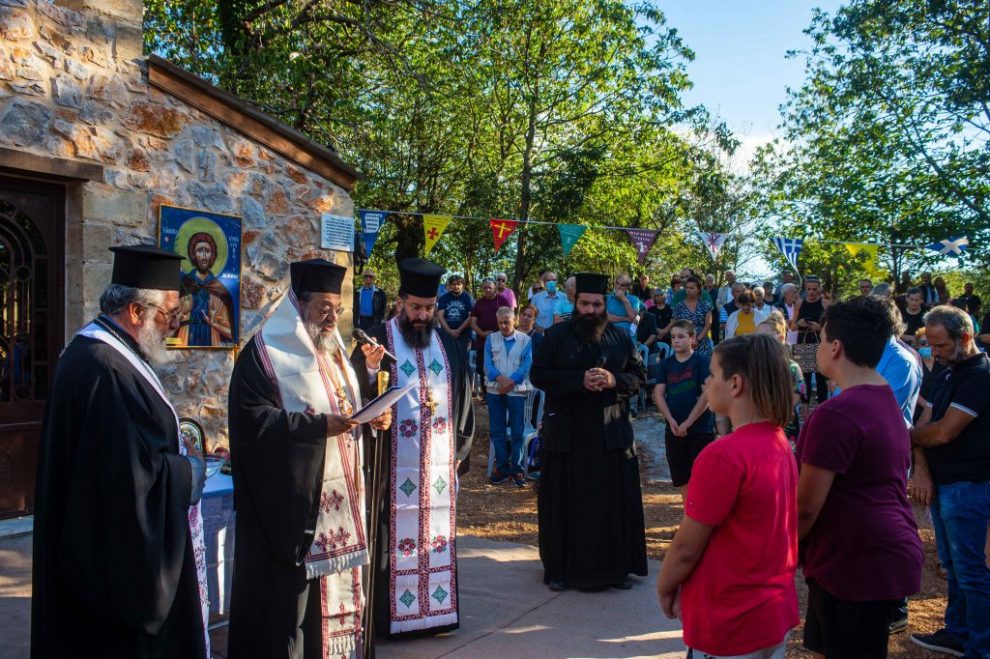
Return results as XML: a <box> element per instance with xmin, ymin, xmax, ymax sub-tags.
<box><xmin>423</xmin><ymin>214</ymin><xmax>452</xmax><ymax>255</ymax></box>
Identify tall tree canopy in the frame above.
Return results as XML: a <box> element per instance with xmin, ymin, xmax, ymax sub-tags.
<box><xmin>752</xmin><ymin>0</ymin><xmax>990</xmax><ymax>282</ymax></box>
<box><xmin>145</xmin><ymin>1</ymin><xmax>738</xmax><ymax>292</ymax></box>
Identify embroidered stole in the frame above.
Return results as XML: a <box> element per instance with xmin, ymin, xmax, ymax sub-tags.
<box><xmin>78</xmin><ymin>320</ymin><xmax>210</xmax><ymax>657</ymax></box>
<box><xmin>254</xmin><ymin>291</ymin><xmax>366</xmax><ymax>658</ymax></box>
<box><xmin>385</xmin><ymin>318</ymin><xmax>459</xmax><ymax>634</ymax></box>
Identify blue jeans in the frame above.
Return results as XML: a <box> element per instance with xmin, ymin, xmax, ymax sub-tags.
<box><xmin>930</xmin><ymin>480</ymin><xmax>990</xmax><ymax>658</ymax></box>
<box><xmin>487</xmin><ymin>392</ymin><xmax>526</xmax><ymax>475</ymax></box>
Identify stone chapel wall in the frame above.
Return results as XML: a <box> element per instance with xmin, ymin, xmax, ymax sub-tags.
<box><xmin>0</xmin><ymin>0</ymin><xmax>356</xmax><ymax>445</ymax></box>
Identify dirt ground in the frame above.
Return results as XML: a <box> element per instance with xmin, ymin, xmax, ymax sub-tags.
<box><xmin>458</xmin><ymin>403</ymin><xmax>950</xmax><ymax>658</ymax></box>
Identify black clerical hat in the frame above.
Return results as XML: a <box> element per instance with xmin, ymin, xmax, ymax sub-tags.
<box><xmin>398</xmin><ymin>257</ymin><xmax>446</xmax><ymax>298</ymax></box>
<box><xmin>109</xmin><ymin>245</ymin><xmax>183</xmax><ymax>291</ymax></box>
<box><xmin>574</xmin><ymin>272</ymin><xmax>609</xmax><ymax>296</ymax></box>
<box><xmin>290</xmin><ymin>259</ymin><xmax>347</xmax><ymax>295</ymax></box>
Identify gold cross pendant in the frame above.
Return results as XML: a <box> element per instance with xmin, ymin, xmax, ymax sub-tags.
<box><xmin>424</xmin><ymin>395</ymin><xmax>438</xmax><ymax>417</ymax></box>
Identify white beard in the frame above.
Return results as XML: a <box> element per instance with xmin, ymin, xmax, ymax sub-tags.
<box><xmin>137</xmin><ymin>316</ymin><xmax>174</xmax><ymax>365</ymax></box>
<box><xmin>306</xmin><ymin>322</ymin><xmax>341</xmax><ymax>357</ymax></box>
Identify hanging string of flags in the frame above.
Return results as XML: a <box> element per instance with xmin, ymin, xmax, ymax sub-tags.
<box><xmin>358</xmin><ymin>209</ymin><xmax>973</xmax><ymax>269</ymax></box>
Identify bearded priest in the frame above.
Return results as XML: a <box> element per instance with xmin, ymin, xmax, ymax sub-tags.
<box><xmin>351</xmin><ymin>257</ymin><xmax>474</xmax><ymax>638</ymax></box>
<box><xmin>227</xmin><ymin>259</ymin><xmax>391</xmax><ymax>659</ymax></box>
<box><xmin>530</xmin><ymin>272</ymin><xmax>648</xmax><ymax>592</ymax></box>
<box><xmin>32</xmin><ymin>245</ymin><xmax>210</xmax><ymax>658</ymax></box>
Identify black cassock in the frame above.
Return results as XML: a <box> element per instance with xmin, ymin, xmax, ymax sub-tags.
<box><xmin>530</xmin><ymin>322</ymin><xmax>648</xmax><ymax>588</ymax></box>
<box><xmin>350</xmin><ymin>323</ymin><xmax>474</xmax><ymax>638</ymax></box>
<box><xmin>32</xmin><ymin>328</ymin><xmax>205</xmax><ymax>659</ymax></box>
<box><xmin>226</xmin><ymin>336</ymin><xmax>336</xmax><ymax>658</ymax></box>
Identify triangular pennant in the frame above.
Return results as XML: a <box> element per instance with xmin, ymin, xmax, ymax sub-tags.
<box><xmin>772</xmin><ymin>236</ymin><xmax>803</xmax><ymax>274</ymax></box>
<box><xmin>557</xmin><ymin>223</ymin><xmax>587</xmax><ymax>257</ymax></box>
<box><xmin>422</xmin><ymin>214</ymin><xmax>452</xmax><ymax>255</ymax></box>
<box><xmin>359</xmin><ymin>210</ymin><xmax>388</xmax><ymax>257</ymax></box>
<box><xmin>697</xmin><ymin>231</ymin><xmax>728</xmax><ymax>262</ymax></box>
<box><xmin>844</xmin><ymin>242</ymin><xmax>882</xmax><ymax>278</ymax></box>
<box><xmin>624</xmin><ymin>229</ymin><xmax>659</xmax><ymax>265</ymax></box>
<box><xmin>489</xmin><ymin>218</ymin><xmax>520</xmax><ymax>251</ymax></box>
<box><xmin>926</xmin><ymin>236</ymin><xmax>969</xmax><ymax>256</ymax></box>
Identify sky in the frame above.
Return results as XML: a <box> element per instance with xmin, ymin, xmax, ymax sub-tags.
<box><xmin>659</xmin><ymin>0</ymin><xmax>846</xmax><ymax>168</ymax></box>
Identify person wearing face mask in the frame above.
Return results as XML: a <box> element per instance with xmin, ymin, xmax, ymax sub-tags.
<box><xmin>530</xmin><ymin>271</ymin><xmax>561</xmax><ymax>333</ymax></box>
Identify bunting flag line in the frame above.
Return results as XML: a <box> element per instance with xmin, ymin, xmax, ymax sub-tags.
<box><xmin>358</xmin><ymin>210</ymin><xmax>387</xmax><ymax>257</ymax></box>
<box><xmin>697</xmin><ymin>231</ymin><xmax>728</xmax><ymax>262</ymax></box>
<box><xmin>927</xmin><ymin>236</ymin><xmax>969</xmax><ymax>256</ymax></box>
<box><xmin>772</xmin><ymin>236</ymin><xmax>803</xmax><ymax>273</ymax></box>
<box><xmin>489</xmin><ymin>218</ymin><xmax>520</xmax><ymax>252</ymax></box>
<box><xmin>557</xmin><ymin>223</ymin><xmax>587</xmax><ymax>257</ymax></box>
<box><xmin>357</xmin><ymin>208</ymin><xmax>981</xmax><ymax>261</ymax></box>
<box><xmin>625</xmin><ymin>229</ymin><xmax>659</xmax><ymax>265</ymax></box>
<box><xmin>422</xmin><ymin>214</ymin><xmax>452</xmax><ymax>255</ymax></box>
<box><xmin>844</xmin><ymin>242</ymin><xmax>883</xmax><ymax>278</ymax></box>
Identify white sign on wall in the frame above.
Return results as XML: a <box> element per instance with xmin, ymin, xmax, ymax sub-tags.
<box><xmin>320</xmin><ymin>213</ymin><xmax>355</xmax><ymax>252</ymax></box>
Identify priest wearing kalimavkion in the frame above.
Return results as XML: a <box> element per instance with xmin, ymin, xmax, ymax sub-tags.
<box><xmin>226</xmin><ymin>259</ymin><xmax>392</xmax><ymax>659</ymax></box>
<box><xmin>531</xmin><ymin>272</ymin><xmax>648</xmax><ymax>592</ymax></box>
<box><xmin>32</xmin><ymin>245</ymin><xmax>210</xmax><ymax>659</ymax></box>
<box><xmin>351</xmin><ymin>257</ymin><xmax>474</xmax><ymax>638</ymax></box>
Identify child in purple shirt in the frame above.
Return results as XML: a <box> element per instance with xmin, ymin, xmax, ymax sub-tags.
<box><xmin>796</xmin><ymin>296</ymin><xmax>923</xmax><ymax>658</ymax></box>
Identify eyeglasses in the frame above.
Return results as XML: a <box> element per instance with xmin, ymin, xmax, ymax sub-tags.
<box><xmin>149</xmin><ymin>304</ymin><xmax>181</xmax><ymax>324</ymax></box>
<box><xmin>318</xmin><ymin>305</ymin><xmax>347</xmax><ymax>318</ymax></box>
<box><xmin>617</xmin><ymin>283</ymin><xmax>630</xmax><ymax>288</ymax></box>
<box><xmin>532</xmin><ymin>286</ymin><xmax>544</xmax><ymax>292</ymax></box>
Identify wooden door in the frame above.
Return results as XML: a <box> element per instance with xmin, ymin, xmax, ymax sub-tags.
<box><xmin>0</xmin><ymin>178</ymin><xmax>64</xmax><ymax>519</ymax></box>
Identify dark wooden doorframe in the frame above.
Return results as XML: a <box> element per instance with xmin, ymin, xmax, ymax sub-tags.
<box><xmin>0</xmin><ymin>177</ymin><xmax>65</xmax><ymax>520</ymax></box>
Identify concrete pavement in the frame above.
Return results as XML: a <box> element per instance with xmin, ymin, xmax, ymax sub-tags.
<box><xmin>377</xmin><ymin>537</ymin><xmax>684</xmax><ymax>659</ymax></box>
<box><xmin>1</xmin><ymin>534</ymin><xmax>685</xmax><ymax>659</ymax></box>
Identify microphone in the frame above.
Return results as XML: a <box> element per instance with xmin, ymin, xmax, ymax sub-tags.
<box><xmin>352</xmin><ymin>327</ymin><xmax>398</xmax><ymax>362</ymax></box>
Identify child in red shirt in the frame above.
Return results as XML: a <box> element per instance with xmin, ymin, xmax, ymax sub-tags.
<box><xmin>656</xmin><ymin>334</ymin><xmax>799</xmax><ymax>658</ymax></box>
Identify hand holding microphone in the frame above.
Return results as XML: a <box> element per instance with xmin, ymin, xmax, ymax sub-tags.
<box><xmin>353</xmin><ymin>328</ymin><xmax>396</xmax><ymax>369</ymax></box>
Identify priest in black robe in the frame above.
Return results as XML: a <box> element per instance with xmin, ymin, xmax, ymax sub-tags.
<box><xmin>350</xmin><ymin>257</ymin><xmax>474</xmax><ymax>639</ymax></box>
<box><xmin>530</xmin><ymin>272</ymin><xmax>648</xmax><ymax>591</ymax></box>
<box><xmin>32</xmin><ymin>245</ymin><xmax>209</xmax><ymax>659</ymax></box>
<box><xmin>227</xmin><ymin>260</ymin><xmax>391</xmax><ymax>659</ymax></box>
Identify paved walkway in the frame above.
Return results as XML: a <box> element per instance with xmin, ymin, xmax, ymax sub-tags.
<box><xmin>375</xmin><ymin>537</ymin><xmax>684</xmax><ymax>659</ymax></box>
<box><xmin>1</xmin><ymin>534</ymin><xmax>684</xmax><ymax>659</ymax></box>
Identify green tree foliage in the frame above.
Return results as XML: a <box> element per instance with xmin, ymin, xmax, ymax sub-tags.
<box><xmin>751</xmin><ymin>0</ymin><xmax>990</xmax><ymax>282</ymax></box>
<box><xmin>145</xmin><ymin>1</ymin><xmax>738</xmax><ymax>295</ymax></box>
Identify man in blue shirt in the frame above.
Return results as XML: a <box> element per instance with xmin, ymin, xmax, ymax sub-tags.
<box><xmin>437</xmin><ymin>274</ymin><xmax>474</xmax><ymax>358</ymax></box>
<box><xmin>353</xmin><ymin>268</ymin><xmax>386</xmax><ymax>330</ymax></box>
<box><xmin>485</xmin><ymin>307</ymin><xmax>534</xmax><ymax>487</ymax></box>
<box><xmin>606</xmin><ymin>273</ymin><xmax>640</xmax><ymax>334</ymax></box>
<box><xmin>530</xmin><ymin>271</ymin><xmax>561</xmax><ymax>333</ymax></box>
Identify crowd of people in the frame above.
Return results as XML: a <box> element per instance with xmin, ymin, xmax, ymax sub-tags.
<box><xmin>29</xmin><ymin>245</ymin><xmax>990</xmax><ymax>659</ymax></box>
<box><xmin>414</xmin><ymin>265</ymin><xmax>990</xmax><ymax>658</ymax></box>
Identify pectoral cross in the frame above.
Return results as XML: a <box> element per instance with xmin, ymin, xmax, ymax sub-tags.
<box><xmin>424</xmin><ymin>393</ymin><xmax>438</xmax><ymax>417</ymax></box>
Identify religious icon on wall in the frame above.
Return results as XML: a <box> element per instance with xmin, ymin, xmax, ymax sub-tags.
<box><xmin>158</xmin><ymin>205</ymin><xmax>241</xmax><ymax>349</ymax></box>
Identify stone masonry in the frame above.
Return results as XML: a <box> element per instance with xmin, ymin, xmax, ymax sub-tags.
<box><xmin>0</xmin><ymin>0</ymin><xmax>356</xmax><ymax>445</ymax></box>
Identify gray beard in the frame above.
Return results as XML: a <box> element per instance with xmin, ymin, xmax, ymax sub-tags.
<box><xmin>305</xmin><ymin>322</ymin><xmax>340</xmax><ymax>356</ymax></box>
<box><xmin>137</xmin><ymin>317</ymin><xmax>174</xmax><ymax>365</ymax></box>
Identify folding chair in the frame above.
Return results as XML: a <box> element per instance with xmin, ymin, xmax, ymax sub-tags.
<box><xmin>639</xmin><ymin>350</ymin><xmax>665</xmax><ymax>409</ymax></box>
<box><xmin>486</xmin><ymin>388</ymin><xmax>544</xmax><ymax>478</ymax></box>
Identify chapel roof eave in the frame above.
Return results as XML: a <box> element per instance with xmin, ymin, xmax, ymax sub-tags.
<box><xmin>147</xmin><ymin>55</ymin><xmax>361</xmax><ymax>191</ymax></box>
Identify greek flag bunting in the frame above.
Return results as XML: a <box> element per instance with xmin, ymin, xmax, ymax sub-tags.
<box><xmin>772</xmin><ymin>236</ymin><xmax>803</xmax><ymax>273</ymax></box>
<box><xmin>926</xmin><ymin>236</ymin><xmax>969</xmax><ymax>256</ymax></box>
